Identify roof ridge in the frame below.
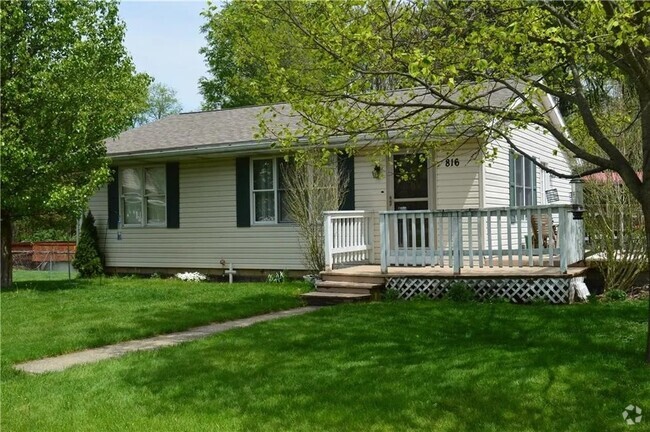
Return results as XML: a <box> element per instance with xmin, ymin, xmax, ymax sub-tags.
<box><xmin>180</xmin><ymin>101</ymin><xmax>288</xmax><ymax>115</ymax></box>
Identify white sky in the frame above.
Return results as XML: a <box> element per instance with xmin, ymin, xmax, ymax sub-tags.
<box><xmin>119</xmin><ymin>0</ymin><xmax>216</xmax><ymax>112</ymax></box>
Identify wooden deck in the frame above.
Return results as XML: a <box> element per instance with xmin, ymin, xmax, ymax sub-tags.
<box><xmin>325</xmin><ymin>264</ymin><xmax>588</xmax><ymax>279</ymax></box>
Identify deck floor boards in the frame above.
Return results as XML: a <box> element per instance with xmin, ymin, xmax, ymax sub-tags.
<box><xmin>326</xmin><ymin>265</ymin><xmax>588</xmax><ymax>279</ymax></box>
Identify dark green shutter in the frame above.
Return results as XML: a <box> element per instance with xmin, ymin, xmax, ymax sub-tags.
<box><xmin>509</xmin><ymin>152</ymin><xmax>515</xmax><ymax>207</ymax></box>
<box><xmin>107</xmin><ymin>166</ymin><xmax>119</xmax><ymax>229</ymax></box>
<box><xmin>166</xmin><ymin>162</ymin><xmax>180</xmax><ymax>228</ymax></box>
<box><xmin>338</xmin><ymin>154</ymin><xmax>355</xmax><ymax>210</ymax></box>
<box><xmin>236</xmin><ymin>157</ymin><xmax>251</xmax><ymax>227</ymax></box>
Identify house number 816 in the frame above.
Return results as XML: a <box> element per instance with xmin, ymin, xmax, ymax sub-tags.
<box><xmin>445</xmin><ymin>158</ymin><xmax>460</xmax><ymax>167</ymax></box>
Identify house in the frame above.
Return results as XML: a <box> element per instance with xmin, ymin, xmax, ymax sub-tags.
<box><xmin>89</xmin><ymin>88</ymin><xmax>586</xmax><ymax>302</ymax></box>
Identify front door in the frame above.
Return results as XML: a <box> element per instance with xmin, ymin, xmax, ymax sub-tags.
<box><xmin>389</xmin><ymin>154</ymin><xmax>432</xmax><ymax>248</ymax></box>
<box><xmin>390</xmin><ymin>154</ymin><xmax>431</xmax><ymax>211</ymax></box>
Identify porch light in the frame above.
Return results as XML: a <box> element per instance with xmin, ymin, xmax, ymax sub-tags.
<box><xmin>570</xmin><ymin>178</ymin><xmax>585</xmax><ymax>220</ymax></box>
<box><xmin>372</xmin><ymin>164</ymin><xmax>382</xmax><ymax>179</ymax></box>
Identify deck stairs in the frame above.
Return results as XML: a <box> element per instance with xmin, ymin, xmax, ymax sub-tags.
<box><xmin>300</xmin><ymin>271</ymin><xmax>385</xmax><ymax>306</ymax></box>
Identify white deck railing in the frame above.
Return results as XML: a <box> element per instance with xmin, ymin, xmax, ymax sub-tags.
<box><xmin>379</xmin><ymin>204</ymin><xmax>584</xmax><ymax>274</ymax></box>
<box><xmin>324</xmin><ymin>210</ymin><xmax>375</xmax><ymax>271</ymax></box>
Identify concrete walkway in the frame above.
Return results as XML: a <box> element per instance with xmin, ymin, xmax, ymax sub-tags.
<box><xmin>15</xmin><ymin>306</ymin><xmax>321</xmax><ymax>374</ymax></box>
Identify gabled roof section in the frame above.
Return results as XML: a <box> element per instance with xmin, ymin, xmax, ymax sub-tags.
<box><xmin>107</xmin><ymin>81</ymin><xmax>565</xmax><ymax>158</ymax></box>
<box><xmin>106</xmin><ymin>103</ymin><xmax>298</xmax><ymax>157</ymax></box>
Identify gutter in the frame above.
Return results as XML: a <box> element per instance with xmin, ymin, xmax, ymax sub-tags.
<box><xmin>107</xmin><ymin>126</ymin><xmax>480</xmax><ymax>161</ymax></box>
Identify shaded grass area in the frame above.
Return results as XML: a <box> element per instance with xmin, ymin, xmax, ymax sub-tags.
<box><xmin>13</xmin><ymin>269</ymin><xmax>77</xmax><ymax>281</ymax></box>
<box><xmin>1</xmin><ymin>275</ymin><xmax>308</xmax><ymax>368</ymax></box>
<box><xmin>3</xmin><ymin>300</ymin><xmax>649</xmax><ymax>431</ymax></box>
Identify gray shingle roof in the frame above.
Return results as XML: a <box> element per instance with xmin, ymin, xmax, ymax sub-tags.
<box><xmin>106</xmin><ymin>103</ymin><xmax>298</xmax><ymax>156</ymax></box>
<box><xmin>106</xmin><ymin>82</ymin><xmax>530</xmax><ymax>157</ymax></box>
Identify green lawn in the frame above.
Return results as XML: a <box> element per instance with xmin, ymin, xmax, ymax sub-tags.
<box><xmin>2</xmin><ymin>273</ymin><xmax>309</xmax><ymax>367</ymax></box>
<box><xmin>2</xmin><ymin>295</ymin><xmax>648</xmax><ymax>431</ymax></box>
<box><xmin>13</xmin><ymin>268</ymin><xmax>77</xmax><ymax>281</ymax></box>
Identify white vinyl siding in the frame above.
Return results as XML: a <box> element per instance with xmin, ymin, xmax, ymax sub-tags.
<box><xmin>90</xmin><ymin>158</ymin><xmax>304</xmax><ymax>270</ymax></box>
<box><xmin>483</xmin><ymin>125</ymin><xmax>572</xmax><ymax>209</ymax></box>
<box><xmin>435</xmin><ymin>141</ymin><xmax>481</xmax><ymax>210</ymax></box>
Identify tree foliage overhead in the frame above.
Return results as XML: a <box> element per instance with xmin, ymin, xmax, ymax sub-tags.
<box><xmin>134</xmin><ymin>82</ymin><xmax>183</xmax><ymax>125</ymax></box>
<box><xmin>209</xmin><ymin>1</ymin><xmax>646</xmax><ymax>190</ymax></box>
<box><xmin>1</xmin><ymin>0</ymin><xmax>150</xmax><ymax>219</ymax></box>
<box><xmin>0</xmin><ymin>0</ymin><xmax>150</xmax><ymax>287</ymax></box>
<box><xmin>203</xmin><ymin>0</ymin><xmax>650</xmax><ymax>361</ymax></box>
<box><xmin>199</xmin><ymin>0</ymin><xmax>345</xmax><ymax>109</ymax></box>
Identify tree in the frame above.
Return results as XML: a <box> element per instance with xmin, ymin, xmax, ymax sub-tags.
<box><xmin>134</xmin><ymin>82</ymin><xmax>183</xmax><ymax>125</ymax></box>
<box><xmin>72</xmin><ymin>211</ymin><xmax>103</xmax><ymax>278</ymax></box>
<box><xmin>577</xmin><ymin>94</ymin><xmax>645</xmax><ymax>294</ymax></box>
<box><xmin>199</xmin><ymin>0</ymin><xmax>346</xmax><ymax>109</ymax></box>
<box><xmin>214</xmin><ymin>1</ymin><xmax>650</xmax><ymax>362</ymax></box>
<box><xmin>1</xmin><ymin>0</ymin><xmax>150</xmax><ymax>288</ymax></box>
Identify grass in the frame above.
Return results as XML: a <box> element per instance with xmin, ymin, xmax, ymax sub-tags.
<box><xmin>2</xmin><ymin>272</ymin><xmax>309</xmax><ymax>367</ymax></box>
<box><xmin>2</xmin><ymin>295</ymin><xmax>649</xmax><ymax>431</ymax></box>
<box><xmin>13</xmin><ymin>268</ymin><xmax>77</xmax><ymax>281</ymax></box>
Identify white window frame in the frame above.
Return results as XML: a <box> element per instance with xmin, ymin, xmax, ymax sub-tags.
<box><xmin>512</xmin><ymin>154</ymin><xmax>537</xmax><ymax>207</ymax></box>
<box><xmin>119</xmin><ymin>165</ymin><xmax>167</xmax><ymax>228</ymax></box>
<box><xmin>250</xmin><ymin>157</ymin><xmax>292</xmax><ymax>225</ymax></box>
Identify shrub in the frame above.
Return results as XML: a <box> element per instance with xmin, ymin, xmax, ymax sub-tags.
<box><xmin>584</xmin><ymin>175</ymin><xmax>645</xmax><ymax>293</ymax></box>
<box><xmin>530</xmin><ymin>297</ymin><xmax>549</xmax><ymax>306</ymax></box>
<box><xmin>486</xmin><ymin>296</ymin><xmax>511</xmax><ymax>304</ymax></box>
<box><xmin>382</xmin><ymin>287</ymin><xmax>401</xmax><ymax>301</ymax></box>
<box><xmin>72</xmin><ymin>211</ymin><xmax>103</xmax><ymax>278</ymax></box>
<box><xmin>302</xmin><ymin>274</ymin><xmax>318</xmax><ymax>288</ymax></box>
<box><xmin>267</xmin><ymin>271</ymin><xmax>286</xmax><ymax>283</ymax></box>
<box><xmin>604</xmin><ymin>289</ymin><xmax>627</xmax><ymax>302</ymax></box>
<box><xmin>446</xmin><ymin>282</ymin><xmax>475</xmax><ymax>302</ymax></box>
<box><xmin>281</xmin><ymin>154</ymin><xmax>349</xmax><ymax>273</ymax></box>
<box><xmin>410</xmin><ymin>292</ymin><xmax>430</xmax><ymax>301</ymax></box>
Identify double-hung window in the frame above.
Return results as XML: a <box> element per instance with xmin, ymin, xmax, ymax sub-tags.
<box><xmin>120</xmin><ymin>166</ymin><xmax>166</xmax><ymax>226</ymax></box>
<box><xmin>251</xmin><ymin>158</ymin><xmax>291</xmax><ymax>224</ymax></box>
<box><xmin>510</xmin><ymin>152</ymin><xmax>537</xmax><ymax>207</ymax></box>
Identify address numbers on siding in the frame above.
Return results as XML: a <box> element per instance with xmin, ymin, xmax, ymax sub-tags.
<box><xmin>444</xmin><ymin>158</ymin><xmax>460</xmax><ymax>167</ymax></box>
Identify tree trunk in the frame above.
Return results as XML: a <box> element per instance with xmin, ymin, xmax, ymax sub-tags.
<box><xmin>641</xmin><ymin>199</ymin><xmax>650</xmax><ymax>365</ymax></box>
<box><xmin>1</xmin><ymin>210</ymin><xmax>13</xmax><ymax>289</ymax></box>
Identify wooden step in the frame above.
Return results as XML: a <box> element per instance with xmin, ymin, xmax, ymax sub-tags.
<box><xmin>301</xmin><ymin>291</ymin><xmax>371</xmax><ymax>306</ymax></box>
<box><xmin>315</xmin><ymin>280</ymin><xmax>383</xmax><ymax>292</ymax></box>
<box><xmin>319</xmin><ymin>272</ymin><xmax>386</xmax><ymax>285</ymax></box>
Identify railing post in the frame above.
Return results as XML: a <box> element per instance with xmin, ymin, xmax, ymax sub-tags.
<box><xmin>380</xmin><ymin>213</ymin><xmax>388</xmax><ymax>273</ymax></box>
<box><xmin>559</xmin><ymin>207</ymin><xmax>568</xmax><ymax>274</ymax></box>
<box><xmin>368</xmin><ymin>212</ymin><xmax>375</xmax><ymax>264</ymax></box>
<box><xmin>452</xmin><ymin>211</ymin><xmax>461</xmax><ymax>275</ymax></box>
<box><xmin>324</xmin><ymin>213</ymin><xmax>333</xmax><ymax>271</ymax></box>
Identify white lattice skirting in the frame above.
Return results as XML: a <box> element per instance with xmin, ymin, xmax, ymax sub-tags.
<box><xmin>386</xmin><ymin>277</ymin><xmax>576</xmax><ymax>304</ymax></box>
